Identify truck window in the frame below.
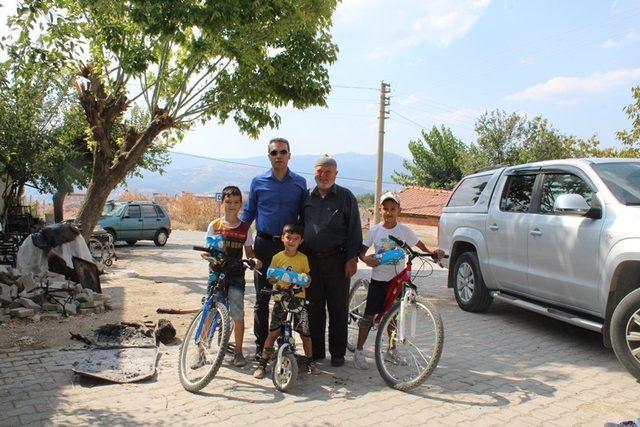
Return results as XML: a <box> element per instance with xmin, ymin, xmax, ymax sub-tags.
<box><xmin>539</xmin><ymin>173</ymin><xmax>593</xmax><ymax>214</ymax></box>
<box><xmin>500</xmin><ymin>174</ymin><xmax>536</xmax><ymax>213</ymax></box>
<box><xmin>448</xmin><ymin>175</ymin><xmax>490</xmax><ymax>207</ymax></box>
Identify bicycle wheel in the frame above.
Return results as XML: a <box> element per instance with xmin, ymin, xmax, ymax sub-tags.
<box><xmin>272</xmin><ymin>350</ymin><xmax>298</xmax><ymax>393</ymax></box>
<box><xmin>87</xmin><ymin>238</ymin><xmax>103</xmax><ymax>262</ymax></box>
<box><xmin>178</xmin><ymin>302</ymin><xmax>231</xmax><ymax>392</ymax></box>
<box><xmin>347</xmin><ymin>278</ymin><xmax>369</xmax><ymax>352</ymax></box>
<box><xmin>374</xmin><ymin>296</ymin><xmax>443</xmax><ymax>391</ymax></box>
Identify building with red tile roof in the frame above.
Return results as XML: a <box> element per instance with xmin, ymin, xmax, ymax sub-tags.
<box><xmin>396</xmin><ymin>186</ymin><xmax>452</xmax><ymax>226</ymax></box>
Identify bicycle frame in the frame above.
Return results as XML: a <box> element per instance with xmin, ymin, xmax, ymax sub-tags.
<box><xmin>194</xmin><ymin>271</ymin><xmax>229</xmax><ymax>345</ymax></box>
<box><xmin>374</xmin><ymin>259</ymin><xmax>413</xmax><ymax>324</ymax></box>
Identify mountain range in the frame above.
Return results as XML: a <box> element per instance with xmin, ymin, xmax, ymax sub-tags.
<box><xmin>122</xmin><ymin>151</ymin><xmax>408</xmax><ymax>196</ymax></box>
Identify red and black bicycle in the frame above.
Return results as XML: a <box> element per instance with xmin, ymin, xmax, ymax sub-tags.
<box><xmin>347</xmin><ymin>235</ymin><xmax>444</xmax><ymax>391</ymax></box>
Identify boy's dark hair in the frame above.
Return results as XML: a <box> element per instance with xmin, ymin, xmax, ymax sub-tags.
<box><xmin>221</xmin><ymin>185</ymin><xmax>242</xmax><ymax>202</ymax></box>
<box><xmin>282</xmin><ymin>224</ymin><xmax>302</xmax><ymax>236</ymax></box>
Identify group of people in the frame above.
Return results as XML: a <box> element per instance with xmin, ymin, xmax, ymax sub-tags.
<box><xmin>204</xmin><ymin>137</ymin><xmax>441</xmax><ymax>378</ymax></box>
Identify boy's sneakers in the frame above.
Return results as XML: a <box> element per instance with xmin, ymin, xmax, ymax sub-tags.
<box><xmin>233</xmin><ymin>352</ymin><xmax>247</xmax><ymax>367</ymax></box>
<box><xmin>353</xmin><ymin>349</ymin><xmax>369</xmax><ymax>370</ymax></box>
<box><xmin>253</xmin><ymin>361</ymin><xmax>268</xmax><ymax>379</ymax></box>
<box><xmin>384</xmin><ymin>348</ymin><xmax>408</xmax><ymax>366</ymax></box>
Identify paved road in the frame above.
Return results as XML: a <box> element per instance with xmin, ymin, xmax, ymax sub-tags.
<box><xmin>1</xmin><ymin>230</ymin><xmax>639</xmax><ymax>426</ymax></box>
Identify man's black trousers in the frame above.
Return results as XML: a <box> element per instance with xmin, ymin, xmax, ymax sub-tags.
<box><xmin>307</xmin><ymin>253</ymin><xmax>349</xmax><ymax>360</ymax></box>
<box><xmin>253</xmin><ymin>235</ymin><xmax>283</xmax><ymax>352</ymax></box>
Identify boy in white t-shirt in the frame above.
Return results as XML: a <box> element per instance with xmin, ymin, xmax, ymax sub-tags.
<box><xmin>353</xmin><ymin>191</ymin><xmax>442</xmax><ymax>369</ymax></box>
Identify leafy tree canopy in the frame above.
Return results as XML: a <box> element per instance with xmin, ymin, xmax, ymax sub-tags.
<box><xmin>6</xmin><ymin>0</ymin><xmax>339</xmax><ymax>235</ymax></box>
<box><xmin>392</xmin><ymin>126</ymin><xmax>466</xmax><ymax>190</ymax></box>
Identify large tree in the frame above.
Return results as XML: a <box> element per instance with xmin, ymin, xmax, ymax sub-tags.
<box><xmin>392</xmin><ymin>126</ymin><xmax>466</xmax><ymax>190</ymax></box>
<box><xmin>9</xmin><ymin>0</ymin><xmax>338</xmax><ymax>236</ymax></box>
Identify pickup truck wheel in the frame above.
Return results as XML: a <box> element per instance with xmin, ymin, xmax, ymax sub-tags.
<box><xmin>452</xmin><ymin>252</ymin><xmax>492</xmax><ymax>312</ymax></box>
<box><xmin>610</xmin><ymin>288</ymin><xmax>640</xmax><ymax>380</ymax></box>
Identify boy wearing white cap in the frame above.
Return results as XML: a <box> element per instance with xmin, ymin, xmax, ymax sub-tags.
<box><xmin>353</xmin><ymin>191</ymin><xmax>442</xmax><ymax>369</ymax></box>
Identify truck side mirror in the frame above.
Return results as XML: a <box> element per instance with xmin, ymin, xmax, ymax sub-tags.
<box><xmin>554</xmin><ymin>193</ymin><xmax>601</xmax><ymax>219</ymax></box>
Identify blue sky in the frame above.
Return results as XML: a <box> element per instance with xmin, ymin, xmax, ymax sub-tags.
<box><xmin>3</xmin><ymin>0</ymin><xmax>640</xmax><ymax>161</ymax></box>
<box><xmin>182</xmin><ymin>0</ymin><xmax>640</xmax><ymax>159</ymax></box>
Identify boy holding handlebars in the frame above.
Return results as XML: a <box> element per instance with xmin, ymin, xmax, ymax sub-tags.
<box><xmin>202</xmin><ymin>186</ymin><xmax>262</xmax><ymax>368</ymax></box>
<box><xmin>354</xmin><ymin>192</ymin><xmax>443</xmax><ymax>370</ymax></box>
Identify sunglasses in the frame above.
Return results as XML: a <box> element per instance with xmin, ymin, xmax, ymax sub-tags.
<box><xmin>269</xmin><ymin>149</ymin><xmax>289</xmax><ymax>156</ymax></box>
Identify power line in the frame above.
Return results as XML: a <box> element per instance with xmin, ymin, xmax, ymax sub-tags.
<box><xmin>170</xmin><ymin>151</ymin><xmax>398</xmax><ymax>185</ymax></box>
<box><xmin>391</xmin><ymin>109</ymin><xmax>476</xmax><ymax>133</ymax></box>
<box><xmin>332</xmin><ymin>84</ymin><xmax>379</xmax><ymax>91</ymax></box>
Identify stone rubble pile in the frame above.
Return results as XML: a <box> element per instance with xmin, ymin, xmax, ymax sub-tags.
<box><xmin>0</xmin><ymin>270</ymin><xmax>115</xmax><ymax>323</ymax></box>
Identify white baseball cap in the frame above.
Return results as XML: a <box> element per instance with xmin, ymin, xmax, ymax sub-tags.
<box><xmin>380</xmin><ymin>191</ymin><xmax>400</xmax><ymax>205</ymax></box>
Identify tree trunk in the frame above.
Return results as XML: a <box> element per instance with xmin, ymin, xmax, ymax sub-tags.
<box><xmin>76</xmin><ymin>178</ymin><xmax>116</xmax><ymax>239</ymax></box>
<box><xmin>52</xmin><ymin>191</ymin><xmax>67</xmax><ymax>223</ymax></box>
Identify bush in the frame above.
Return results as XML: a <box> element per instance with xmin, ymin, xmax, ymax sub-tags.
<box><xmin>164</xmin><ymin>193</ymin><xmax>218</xmax><ymax>231</ymax></box>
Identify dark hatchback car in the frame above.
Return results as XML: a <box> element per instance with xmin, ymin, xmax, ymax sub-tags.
<box><xmin>98</xmin><ymin>201</ymin><xmax>171</xmax><ymax>246</ymax></box>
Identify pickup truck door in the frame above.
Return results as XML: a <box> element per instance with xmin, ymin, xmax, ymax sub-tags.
<box><xmin>526</xmin><ymin>170</ymin><xmax>603</xmax><ymax>312</ymax></box>
<box><xmin>486</xmin><ymin>173</ymin><xmax>538</xmax><ymax>294</ymax></box>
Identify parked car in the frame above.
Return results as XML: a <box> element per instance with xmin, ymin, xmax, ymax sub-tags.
<box><xmin>98</xmin><ymin>200</ymin><xmax>171</xmax><ymax>246</ymax></box>
<box><xmin>438</xmin><ymin>158</ymin><xmax>640</xmax><ymax>380</ymax></box>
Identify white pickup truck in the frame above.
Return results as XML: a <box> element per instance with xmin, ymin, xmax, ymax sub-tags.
<box><xmin>438</xmin><ymin>158</ymin><xmax>640</xmax><ymax>380</ymax></box>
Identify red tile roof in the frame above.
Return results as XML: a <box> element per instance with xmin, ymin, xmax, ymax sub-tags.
<box><xmin>398</xmin><ymin>186</ymin><xmax>452</xmax><ymax>218</ymax></box>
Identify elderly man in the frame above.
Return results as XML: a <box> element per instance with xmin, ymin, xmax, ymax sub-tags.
<box><xmin>301</xmin><ymin>155</ymin><xmax>362</xmax><ymax>366</ymax></box>
<box><xmin>241</xmin><ymin>137</ymin><xmax>307</xmax><ymax>359</ymax></box>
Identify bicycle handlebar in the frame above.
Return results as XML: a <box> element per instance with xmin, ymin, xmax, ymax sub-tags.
<box><xmin>192</xmin><ymin>246</ymin><xmax>261</xmax><ymax>273</ymax></box>
<box><xmin>388</xmin><ymin>235</ymin><xmax>447</xmax><ymax>261</ymax></box>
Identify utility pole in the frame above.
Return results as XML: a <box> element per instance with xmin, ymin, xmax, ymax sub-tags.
<box><xmin>374</xmin><ymin>81</ymin><xmax>390</xmax><ymax>224</ymax></box>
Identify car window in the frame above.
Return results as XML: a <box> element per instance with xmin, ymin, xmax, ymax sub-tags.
<box><xmin>448</xmin><ymin>175</ymin><xmax>491</xmax><ymax>207</ymax></box>
<box><xmin>126</xmin><ymin>205</ymin><xmax>141</xmax><ymax>218</ymax></box>
<box><xmin>539</xmin><ymin>173</ymin><xmax>593</xmax><ymax>214</ymax></box>
<box><xmin>155</xmin><ymin>206</ymin><xmax>166</xmax><ymax>218</ymax></box>
<box><xmin>142</xmin><ymin>205</ymin><xmax>157</xmax><ymax>218</ymax></box>
<box><xmin>500</xmin><ymin>174</ymin><xmax>537</xmax><ymax>213</ymax></box>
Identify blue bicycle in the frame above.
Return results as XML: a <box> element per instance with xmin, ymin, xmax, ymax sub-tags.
<box><xmin>178</xmin><ymin>245</ymin><xmax>257</xmax><ymax>392</ymax></box>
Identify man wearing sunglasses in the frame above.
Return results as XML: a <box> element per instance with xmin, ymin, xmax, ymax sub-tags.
<box><xmin>241</xmin><ymin>137</ymin><xmax>307</xmax><ymax>360</ymax></box>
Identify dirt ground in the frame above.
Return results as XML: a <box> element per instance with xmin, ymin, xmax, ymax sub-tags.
<box><xmin>0</xmin><ymin>230</ymin><xmax>212</xmax><ymax>350</ymax></box>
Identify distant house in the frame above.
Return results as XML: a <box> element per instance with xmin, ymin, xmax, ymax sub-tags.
<box><xmin>395</xmin><ymin>186</ymin><xmax>452</xmax><ymax>227</ymax></box>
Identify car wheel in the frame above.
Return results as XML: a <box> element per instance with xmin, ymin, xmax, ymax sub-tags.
<box><xmin>610</xmin><ymin>288</ymin><xmax>640</xmax><ymax>381</ymax></box>
<box><xmin>452</xmin><ymin>251</ymin><xmax>492</xmax><ymax>312</ymax></box>
<box><xmin>154</xmin><ymin>229</ymin><xmax>168</xmax><ymax>247</ymax></box>
<box><xmin>125</xmin><ymin>240</ymin><xmax>137</xmax><ymax>246</ymax></box>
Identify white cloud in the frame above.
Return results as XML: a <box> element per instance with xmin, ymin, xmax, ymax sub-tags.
<box><xmin>601</xmin><ymin>28</ymin><xmax>640</xmax><ymax>49</ymax></box>
<box><xmin>338</xmin><ymin>0</ymin><xmax>491</xmax><ymax>61</ymax></box>
<box><xmin>505</xmin><ymin>68</ymin><xmax>640</xmax><ymax>104</ymax></box>
<box><xmin>436</xmin><ymin>107</ymin><xmax>482</xmax><ymax>125</ymax></box>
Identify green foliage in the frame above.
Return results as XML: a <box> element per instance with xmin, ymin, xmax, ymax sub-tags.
<box><xmin>5</xmin><ymin>0</ymin><xmax>339</xmax><ymax>233</ymax></box>
<box><xmin>396</xmin><ymin>107</ymin><xmax>640</xmax><ymax>190</ymax></box>
<box><xmin>462</xmin><ymin>110</ymin><xmax>527</xmax><ymax>174</ymax></box>
<box><xmin>616</xmin><ymin>86</ymin><xmax>640</xmax><ymax>154</ymax></box>
<box><xmin>392</xmin><ymin>126</ymin><xmax>465</xmax><ymax>190</ymax></box>
<box><xmin>11</xmin><ymin>0</ymin><xmax>338</xmax><ymax>135</ymax></box>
